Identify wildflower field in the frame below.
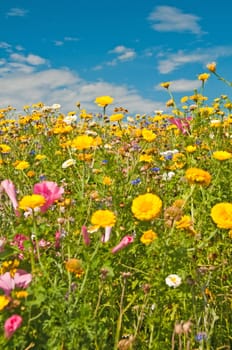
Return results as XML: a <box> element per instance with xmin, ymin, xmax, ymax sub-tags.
<box><xmin>0</xmin><ymin>63</ymin><xmax>232</xmax><ymax>350</ymax></box>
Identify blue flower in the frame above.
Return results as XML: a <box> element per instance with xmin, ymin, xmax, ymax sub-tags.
<box><xmin>195</xmin><ymin>332</ymin><xmax>207</xmax><ymax>341</ymax></box>
<box><xmin>150</xmin><ymin>167</ymin><xmax>160</xmax><ymax>172</ymax></box>
<box><xmin>131</xmin><ymin>178</ymin><xmax>141</xmax><ymax>185</ymax></box>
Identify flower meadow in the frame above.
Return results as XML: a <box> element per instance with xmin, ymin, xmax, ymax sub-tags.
<box><xmin>0</xmin><ymin>63</ymin><xmax>231</xmax><ymax>350</ymax></box>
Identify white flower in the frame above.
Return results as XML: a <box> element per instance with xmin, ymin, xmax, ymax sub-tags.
<box><xmin>165</xmin><ymin>274</ymin><xmax>182</xmax><ymax>288</ymax></box>
<box><xmin>62</xmin><ymin>159</ymin><xmax>76</xmax><ymax>169</ymax></box>
<box><xmin>162</xmin><ymin>171</ymin><xmax>175</xmax><ymax>181</ymax></box>
<box><xmin>51</xmin><ymin>103</ymin><xmax>61</xmax><ymax>110</ymax></box>
<box><xmin>63</xmin><ymin>115</ymin><xmax>77</xmax><ymax>125</ymax></box>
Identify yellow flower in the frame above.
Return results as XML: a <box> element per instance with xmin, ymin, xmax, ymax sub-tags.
<box><xmin>198</xmin><ymin>73</ymin><xmax>210</xmax><ymax>82</ymax></box>
<box><xmin>166</xmin><ymin>99</ymin><xmax>174</xmax><ymax>107</ymax></box>
<box><xmin>175</xmin><ymin>215</ymin><xmax>192</xmax><ymax>229</ymax></box>
<box><xmin>139</xmin><ymin>154</ymin><xmax>153</xmax><ymax>163</ymax></box>
<box><xmin>71</xmin><ymin>135</ymin><xmax>94</xmax><ymax>150</ymax></box>
<box><xmin>35</xmin><ymin>154</ymin><xmax>47</xmax><ymax>160</ymax></box>
<box><xmin>102</xmin><ymin>176</ymin><xmax>112</xmax><ymax>185</ymax></box>
<box><xmin>65</xmin><ymin>258</ymin><xmax>84</xmax><ymax>278</ymax></box>
<box><xmin>211</xmin><ymin>203</ymin><xmax>232</xmax><ymax>229</ymax></box>
<box><xmin>109</xmin><ymin>113</ymin><xmax>124</xmax><ymax>122</ymax></box>
<box><xmin>131</xmin><ymin>193</ymin><xmax>162</xmax><ymax>221</ymax></box>
<box><xmin>19</xmin><ymin>194</ymin><xmax>46</xmax><ymax>210</ymax></box>
<box><xmin>185</xmin><ymin>145</ymin><xmax>197</xmax><ymax>153</ymax></box>
<box><xmin>185</xmin><ymin>168</ymin><xmax>211</xmax><ymax>186</ymax></box>
<box><xmin>142</xmin><ymin>128</ymin><xmax>156</xmax><ymax>142</ymax></box>
<box><xmin>27</xmin><ymin>170</ymin><xmax>36</xmax><ymax>178</ymax></box>
<box><xmin>91</xmin><ymin>210</ymin><xmax>116</xmax><ymax>228</ymax></box>
<box><xmin>160</xmin><ymin>82</ymin><xmax>171</xmax><ymax>89</ymax></box>
<box><xmin>212</xmin><ymin>151</ymin><xmax>232</xmax><ymax>161</ymax></box>
<box><xmin>0</xmin><ymin>295</ymin><xmax>10</xmax><ymax>311</ymax></box>
<box><xmin>181</xmin><ymin>96</ymin><xmax>188</xmax><ymax>103</ymax></box>
<box><xmin>140</xmin><ymin>230</ymin><xmax>158</xmax><ymax>245</ymax></box>
<box><xmin>94</xmin><ymin>96</ymin><xmax>114</xmax><ymax>108</ymax></box>
<box><xmin>14</xmin><ymin>291</ymin><xmax>28</xmax><ymax>299</ymax></box>
<box><xmin>14</xmin><ymin>160</ymin><xmax>30</xmax><ymax>170</ymax></box>
<box><xmin>0</xmin><ymin>144</ymin><xmax>11</xmax><ymax>153</ymax></box>
<box><xmin>206</xmin><ymin>62</ymin><xmax>216</xmax><ymax>73</ymax></box>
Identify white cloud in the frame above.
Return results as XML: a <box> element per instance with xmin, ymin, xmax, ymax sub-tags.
<box><xmin>155</xmin><ymin>79</ymin><xmax>201</xmax><ymax>92</ymax></box>
<box><xmin>53</xmin><ymin>37</ymin><xmax>79</xmax><ymax>46</ymax></box>
<box><xmin>109</xmin><ymin>45</ymin><xmax>136</xmax><ymax>62</ymax></box>
<box><xmin>0</xmin><ymin>52</ymin><xmax>164</xmax><ymax>115</ymax></box>
<box><xmin>10</xmin><ymin>53</ymin><xmax>47</xmax><ymax>66</ymax></box>
<box><xmin>157</xmin><ymin>46</ymin><xmax>232</xmax><ymax>73</ymax></box>
<box><xmin>0</xmin><ymin>42</ymin><xmax>12</xmax><ymax>49</ymax></box>
<box><xmin>6</xmin><ymin>8</ymin><xmax>28</xmax><ymax>17</ymax></box>
<box><xmin>148</xmin><ymin>6</ymin><xmax>203</xmax><ymax>35</ymax></box>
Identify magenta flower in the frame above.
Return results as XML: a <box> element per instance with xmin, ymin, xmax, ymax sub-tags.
<box><xmin>0</xmin><ymin>270</ymin><xmax>32</xmax><ymax>296</ymax></box>
<box><xmin>111</xmin><ymin>235</ymin><xmax>134</xmax><ymax>254</ymax></box>
<box><xmin>0</xmin><ymin>179</ymin><xmax>19</xmax><ymax>214</ymax></box>
<box><xmin>55</xmin><ymin>231</ymin><xmax>61</xmax><ymax>249</ymax></box>
<box><xmin>4</xmin><ymin>314</ymin><xmax>23</xmax><ymax>338</ymax></box>
<box><xmin>81</xmin><ymin>226</ymin><xmax>91</xmax><ymax>246</ymax></box>
<box><xmin>33</xmin><ymin>181</ymin><xmax>64</xmax><ymax>212</ymax></box>
<box><xmin>168</xmin><ymin>117</ymin><xmax>192</xmax><ymax>135</ymax></box>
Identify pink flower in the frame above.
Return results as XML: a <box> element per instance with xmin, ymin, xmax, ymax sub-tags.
<box><xmin>81</xmin><ymin>226</ymin><xmax>91</xmax><ymax>246</ymax></box>
<box><xmin>55</xmin><ymin>231</ymin><xmax>61</xmax><ymax>249</ymax></box>
<box><xmin>4</xmin><ymin>314</ymin><xmax>23</xmax><ymax>338</ymax></box>
<box><xmin>0</xmin><ymin>270</ymin><xmax>32</xmax><ymax>295</ymax></box>
<box><xmin>101</xmin><ymin>226</ymin><xmax>112</xmax><ymax>243</ymax></box>
<box><xmin>33</xmin><ymin>181</ymin><xmax>64</xmax><ymax>212</ymax></box>
<box><xmin>0</xmin><ymin>179</ymin><xmax>19</xmax><ymax>214</ymax></box>
<box><xmin>168</xmin><ymin>117</ymin><xmax>192</xmax><ymax>135</ymax></box>
<box><xmin>111</xmin><ymin>235</ymin><xmax>134</xmax><ymax>254</ymax></box>
<box><xmin>11</xmin><ymin>234</ymin><xmax>29</xmax><ymax>251</ymax></box>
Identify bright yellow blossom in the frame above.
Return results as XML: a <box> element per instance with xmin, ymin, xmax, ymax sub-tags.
<box><xmin>91</xmin><ymin>210</ymin><xmax>116</xmax><ymax>228</ymax></box>
<box><xmin>198</xmin><ymin>73</ymin><xmax>210</xmax><ymax>82</ymax></box>
<box><xmin>212</xmin><ymin>151</ymin><xmax>232</xmax><ymax>161</ymax></box>
<box><xmin>109</xmin><ymin>113</ymin><xmax>124</xmax><ymax>122</ymax></box>
<box><xmin>140</xmin><ymin>230</ymin><xmax>158</xmax><ymax>245</ymax></box>
<box><xmin>94</xmin><ymin>96</ymin><xmax>114</xmax><ymax>108</ymax></box>
<box><xmin>132</xmin><ymin>193</ymin><xmax>162</xmax><ymax>221</ymax></box>
<box><xmin>211</xmin><ymin>203</ymin><xmax>232</xmax><ymax>229</ymax></box>
<box><xmin>19</xmin><ymin>194</ymin><xmax>46</xmax><ymax>210</ymax></box>
<box><xmin>185</xmin><ymin>168</ymin><xmax>211</xmax><ymax>186</ymax></box>
<box><xmin>14</xmin><ymin>161</ymin><xmax>30</xmax><ymax>170</ymax></box>
<box><xmin>0</xmin><ymin>295</ymin><xmax>10</xmax><ymax>311</ymax></box>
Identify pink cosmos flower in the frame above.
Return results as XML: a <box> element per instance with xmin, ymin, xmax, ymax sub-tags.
<box><xmin>4</xmin><ymin>314</ymin><xmax>23</xmax><ymax>338</ymax></box>
<box><xmin>111</xmin><ymin>235</ymin><xmax>134</xmax><ymax>254</ymax></box>
<box><xmin>81</xmin><ymin>226</ymin><xmax>91</xmax><ymax>246</ymax></box>
<box><xmin>0</xmin><ymin>179</ymin><xmax>19</xmax><ymax>214</ymax></box>
<box><xmin>168</xmin><ymin>117</ymin><xmax>192</xmax><ymax>135</ymax></box>
<box><xmin>0</xmin><ymin>270</ymin><xmax>32</xmax><ymax>296</ymax></box>
<box><xmin>33</xmin><ymin>181</ymin><xmax>64</xmax><ymax>212</ymax></box>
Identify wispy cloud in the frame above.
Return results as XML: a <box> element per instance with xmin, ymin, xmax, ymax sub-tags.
<box><xmin>10</xmin><ymin>53</ymin><xmax>48</xmax><ymax>66</ymax></box>
<box><xmin>157</xmin><ymin>46</ymin><xmax>232</xmax><ymax>74</ymax></box>
<box><xmin>53</xmin><ymin>37</ymin><xmax>79</xmax><ymax>46</ymax></box>
<box><xmin>155</xmin><ymin>79</ymin><xmax>201</xmax><ymax>92</ymax></box>
<box><xmin>6</xmin><ymin>8</ymin><xmax>28</xmax><ymax>17</ymax></box>
<box><xmin>148</xmin><ymin>6</ymin><xmax>203</xmax><ymax>35</ymax></box>
<box><xmin>0</xmin><ymin>50</ymin><xmax>164</xmax><ymax>114</ymax></box>
<box><xmin>108</xmin><ymin>45</ymin><xmax>136</xmax><ymax>64</ymax></box>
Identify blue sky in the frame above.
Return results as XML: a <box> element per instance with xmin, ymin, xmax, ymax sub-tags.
<box><xmin>1</xmin><ymin>0</ymin><xmax>232</xmax><ymax>115</ymax></box>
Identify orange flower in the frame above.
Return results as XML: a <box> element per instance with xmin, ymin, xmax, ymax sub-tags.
<box><xmin>185</xmin><ymin>168</ymin><xmax>211</xmax><ymax>186</ymax></box>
